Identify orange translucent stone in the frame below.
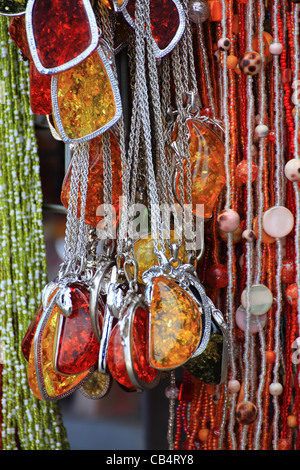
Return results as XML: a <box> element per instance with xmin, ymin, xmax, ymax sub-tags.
<box><xmin>27</xmin><ymin>305</ymin><xmax>90</xmax><ymax>400</ymax></box>
<box><xmin>61</xmin><ymin>132</ymin><xmax>122</xmax><ymax>228</ymax></box>
<box><xmin>174</xmin><ymin>119</ymin><xmax>226</xmax><ymax>219</ymax></box>
<box><xmin>53</xmin><ymin>48</ymin><xmax>119</xmax><ymax>142</ymax></box>
<box><xmin>150</xmin><ymin>277</ymin><xmax>201</xmax><ymax>369</ymax></box>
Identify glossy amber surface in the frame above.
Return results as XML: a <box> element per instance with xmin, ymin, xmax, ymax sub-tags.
<box><xmin>150</xmin><ymin>277</ymin><xmax>201</xmax><ymax>369</ymax></box>
<box><xmin>174</xmin><ymin>119</ymin><xmax>226</xmax><ymax>219</ymax></box>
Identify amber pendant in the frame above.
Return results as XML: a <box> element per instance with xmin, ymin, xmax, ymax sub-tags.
<box><xmin>25</xmin><ymin>0</ymin><xmax>99</xmax><ymax>75</ymax></box>
<box><xmin>54</xmin><ymin>284</ymin><xmax>104</xmax><ymax>376</ymax></box>
<box><xmin>107</xmin><ymin>293</ymin><xmax>160</xmax><ymax>391</ymax></box>
<box><xmin>143</xmin><ymin>261</ymin><xmax>209</xmax><ymax>371</ymax></box>
<box><xmin>0</xmin><ymin>0</ymin><xmax>27</xmax><ymax>16</ymax></box>
<box><xmin>60</xmin><ymin>131</ymin><xmax>122</xmax><ymax>227</ymax></box>
<box><xmin>27</xmin><ymin>289</ymin><xmax>92</xmax><ymax>400</ymax></box>
<box><xmin>123</xmin><ymin>0</ymin><xmax>185</xmax><ymax>58</ymax></box>
<box><xmin>51</xmin><ymin>44</ymin><xmax>122</xmax><ymax>143</ymax></box>
<box><xmin>172</xmin><ymin>117</ymin><xmax>226</xmax><ymax>220</ymax></box>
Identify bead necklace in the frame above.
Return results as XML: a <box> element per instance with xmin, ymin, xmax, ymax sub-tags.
<box><xmin>0</xmin><ymin>17</ymin><xmax>68</xmax><ymax>449</ymax></box>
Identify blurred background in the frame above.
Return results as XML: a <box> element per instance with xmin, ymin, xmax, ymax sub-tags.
<box><xmin>35</xmin><ymin>116</ymin><xmax>170</xmax><ymax>451</ymax></box>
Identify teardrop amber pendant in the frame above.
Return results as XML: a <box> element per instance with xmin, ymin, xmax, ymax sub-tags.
<box><xmin>51</xmin><ymin>45</ymin><xmax>122</xmax><ymax>143</ymax></box>
<box><xmin>54</xmin><ymin>285</ymin><xmax>102</xmax><ymax>376</ymax></box>
<box><xmin>173</xmin><ymin>118</ymin><xmax>226</xmax><ymax>219</ymax></box>
<box><xmin>150</xmin><ymin>277</ymin><xmax>202</xmax><ymax>370</ymax></box>
<box><xmin>27</xmin><ymin>300</ymin><xmax>91</xmax><ymax>400</ymax></box>
<box><xmin>60</xmin><ymin>132</ymin><xmax>122</xmax><ymax>228</ymax></box>
<box><xmin>25</xmin><ymin>0</ymin><xmax>99</xmax><ymax>74</ymax></box>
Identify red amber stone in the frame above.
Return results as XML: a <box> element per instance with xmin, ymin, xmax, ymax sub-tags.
<box><xmin>22</xmin><ymin>303</ymin><xmax>44</xmax><ymax>362</ymax></box>
<box><xmin>205</xmin><ymin>264</ymin><xmax>228</xmax><ymax>288</ymax></box>
<box><xmin>30</xmin><ymin>62</ymin><xmax>52</xmax><ymax>115</ymax></box>
<box><xmin>281</xmin><ymin>259</ymin><xmax>295</xmax><ymax>284</ymax></box>
<box><xmin>107</xmin><ymin>306</ymin><xmax>157</xmax><ymax>389</ymax></box>
<box><xmin>9</xmin><ymin>15</ymin><xmax>31</xmax><ymax>60</ymax></box>
<box><xmin>56</xmin><ymin>285</ymin><xmax>102</xmax><ymax>375</ymax></box>
<box><xmin>126</xmin><ymin>0</ymin><xmax>181</xmax><ymax>52</ymax></box>
<box><xmin>31</xmin><ymin>0</ymin><xmax>93</xmax><ymax>69</ymax></box>
<box><xmin>61</xmin><ymin>132</ymin><xmax>122</xmax><ymax>228</ymax></box>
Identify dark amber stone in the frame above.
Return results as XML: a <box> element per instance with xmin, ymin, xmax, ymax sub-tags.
<box><xmin>56</xmin><ymin>285</ymin><xmax>102</xmax><ymax>375</ymax></box>
<box><xmin>9</xmin><ymin>14</ymin><xmax>31</xmax><ymax>59</ymax></box>
<box><xmin>30</xmin><ymin>0</ymin><xmax>94</xmax><ymax>70</ymax></box>
<box><xmin>0</xmin><ymin>0</ymin><xmax>27</xmax><ymax>16</ymax></box>
<box><xmin>107</xmin><ymin>306</ymin><xmax>157</xmax><ymax>389</ymax></box>
<box><xmin>126</xmin><ymin>0</ymin><xmax>181</xmax><ymax>52</ymax></box>
<box><xmin>30</xmin><ymin>62</ymin><xmax>52</xmax><ymax>115</ymax></box>
<box><xmin>22</xmin><ymin>303</ymin><xmax>43</xmax><ymax>361</ymax></box>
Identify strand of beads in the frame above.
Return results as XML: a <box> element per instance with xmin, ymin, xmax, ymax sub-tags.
<box><xmin>0</xmin><ymin>16</ymin><xmax>69</xmax><ymax>450</ymax></box>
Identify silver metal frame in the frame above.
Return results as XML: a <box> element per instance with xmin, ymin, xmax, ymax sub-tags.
<box><xmin>112</xmin><ymin>0</ymin><xmax>129</xmax><ymax>12</ymax></box>
<box><xmin>25</xmin><ymin>0</ymin><xmax>99</xmax><ymax>75</ymax></box>
<box><xmin>51</xmin><ymin>44</ymin><xmax>123</xmax><ymax>143</ymax></box>
<box><xmin>119</xmin><ymin>294</ymin><xmax>161</xmax><ymax>391</ymax></box>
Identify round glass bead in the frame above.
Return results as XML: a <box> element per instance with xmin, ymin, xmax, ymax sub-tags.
<box><xmin>239</xmin><ymin>51</ymin><xmax>262</xmax><ymax>75</ymax></box>
<box><xmin>240</xmin><ymin>284</ymin><xmax>273</xmax><ymax>315</ymax></box>
<box><xmin>205</xmin><ymin>263</ymin><xmax>228</xmax><ymax>288</ymax></box>
<box><xmin>235</xmin><ymin>305</ymin><xmax>267</xmax><ymax>332</ymax></box>
<box><xmin>262</xmin><ymin>206</ymin><xmax>294</xmax><ymax>238</ymax></box>
<box><xmin>269</xmin><ymin>382</ymin><xmax>283</xmax><ymax>396</ymax></box>
<box><xmin>269</xmin><ymin>42</ymin><xmax>283</xmax><ymax>55</ymax></box>
<box><xmin>284</xmin><ymin>158</ymin><xmax>300</xmax><ymax>182</ymax></box>
<box><xmin>188</xmin><ymin>0</ymin><xmax>210</xmax><ymax>23</ymax></box>
<box><xmin>236</xmin><ymin>160</ymin><xmax>259</xmax><ymax>184</ymax></box>
<box><xmin>217</xmin><ymin>209</ymin><xmax>240</xmax><ymax>233</ymax></box>
<box><xmin>165</xmin><ymin>385</ymin><xmax>180</xmax><ymax>400</ymax></box>
<box><xmin>236</xmin><ymin>401</ymin><xmax>257</xmax><ymax>425</ymax></box>
<box><xmin>228</xmin><ymin>379</ymin><xmax>241</xmax><ymax>393</ymax></box>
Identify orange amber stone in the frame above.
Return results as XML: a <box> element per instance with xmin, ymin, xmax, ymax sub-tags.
<box><xmin>61</xmin><ymin>132</ymin><xmax>122</xmax><ymax>228</ymax></box>
<box><xmin>174</xmin><ymin>119</ymin><xmax>226</xmax><ymax>219</ymax></box>
<box><xmin>27</xmin><ymin>305</ymin><xmax>90</xmax><ymax>400</ymax></box>
<box><xmin>53</xmin><ymin>47</ymin><xmax>120</xmax><ymax>142</ymax></box>
<box><xmin>150</xmin><ymin>277</ymin><xmax>201</xmax><ymax>370</ymax></box>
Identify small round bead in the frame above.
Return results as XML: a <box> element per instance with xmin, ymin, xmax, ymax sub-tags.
<box><xmin>269</xmin><ymin>42</ymin><xmax>283</xmax><ymax>55</ymax></box>
<box><xmin>235</xmin><ymin>401</ymin><xmax>258</xmax><ymax>425</ymax></box>
<box><xmin>255</xmin><ymin>124</ymin><xmax>269</xmax><ymax>138</ymax></box>
<box><xmin>266</xmin><ymin>350</ymin><xmax>276</xmax><ymax>364</ymax></box>
<box><xmin>262</xmin><ymin>206</ymin><xmax>294</xmax><ymax>238</ymax></box>
<box><xmin>217</xmin><ymin>209</ymin><xmax>240</xmax><ymax>233</ymax></box>
<box><xmin>205</xmin><ymin>263</ymin><xmax>228</xmax><ymax>288</ymax></box>
<box><xmin>284</xmin><ymin>158</ymin><xmax>300</xmax><ymax>182</ymax></box>
<box><xmin>227</xmin><ymin>55</ymin><xmax>238</xmax><ymax>69</ymax></box>
<box><xmin>278</xmin><ymin>438</ymin><xmax>292</xmax><ymax>450</ymax></box>
<box><xmin>188</xmin><ymin>0</ymin><xmax>210</xmax><ymax>23</ymax></box>
<box><xmin>287</xmin><ymin>415</ymin><xmax>297</xmax><ymax>428</ymax></box>
<box><xmin>206</xmin><ymin>384</ymin><xmax>215</xmax><ymax>395</ymax></box>
<box><xmin>218</xmin><ymin>37</ymin><xmax>231</xmax><ymax>51</ymax></box>
<box><xmin>198</xmin><ymin>428</ymin><xmax>209</xmax><ymax>442</ymax></box>
<box><xmin>239</xmin><ymin>51</ymin><xmax>262</xmax><ymax>75</ymax></box>
<box><xmin>269</xmin><ymin>382</ymin><xmax>283</xmax><ymax>396</ymax></box>
<box><xmin>228</xmin><ymin>379</ymin><xmax>241</xmax><ymax>393</ymax></box>
<box><xmin>165</xmin><ymin>385</ymin><xmax>179</xmax><ymax>400</ymax></box>
<box><xmin>286</xmin><ymin>283</ymin><xmax>298</xmax><ymax>306</ymax></box>
<box><xmin>236</xmin><ymin>160</ymin><xmax>259</xmax><ymax>184</ymax></box>
<box><xmin>242</xmin><ymin>229</ymin><xmax>256</xmax><ymax>242</ymax></box>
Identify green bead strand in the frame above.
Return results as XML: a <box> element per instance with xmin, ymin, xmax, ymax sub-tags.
<box><xmin>0</xmin><ymin>16</ymin><xmax>69</xmax><ymax>450</ymax></box>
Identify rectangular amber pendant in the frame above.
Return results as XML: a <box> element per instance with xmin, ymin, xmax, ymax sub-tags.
<box><xmin>51</xmin><ymin>44</ymin><xmax>122</xmax><ymax>143</ymax></box>
<box><xmin>25</xmin><ymin>0</ymin><xmax>99</xmax><ymax>75</ymax></box>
